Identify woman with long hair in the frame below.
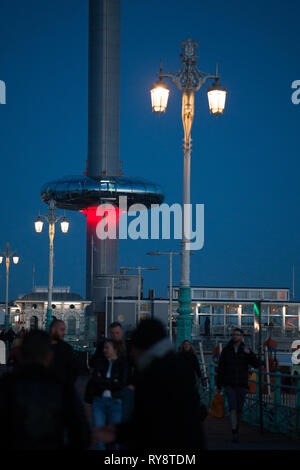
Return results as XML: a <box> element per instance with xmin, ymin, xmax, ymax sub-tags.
<box><xmin>178</xmin><ymin>339</ymin><xmax>204</xmax><ymax>385</ymax></box>
<box><xmin>84</xmin><ymin>338</ymin><xmax>127</xmax><ymax>450</ymax></box>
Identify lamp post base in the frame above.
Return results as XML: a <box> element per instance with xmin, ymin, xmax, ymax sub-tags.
<box><xmin>176</xmin><ymin>286</ymin><xmax>193</xmax><ymax>348</ymax></box>
<box><xmin>45</xmin><ymin>308</ymin><xmax>52</xmax><ymax>332</ymax></box>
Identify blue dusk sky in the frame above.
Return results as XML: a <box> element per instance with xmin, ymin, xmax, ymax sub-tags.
<box><xmin>0</xmin><ymin>0</ymin><xmax>300</xmax><ymax>301</ymax></box>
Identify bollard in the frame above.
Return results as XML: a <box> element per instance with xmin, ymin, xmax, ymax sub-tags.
<box><xmin>274</xmin><ymin>371</ymin><xmax>281</xmax><ymax>431</ymax></box>
<box><xmin>255</xmin><ymin>371</ymin><xmax>260</xmax><ymax>425</ymax></box>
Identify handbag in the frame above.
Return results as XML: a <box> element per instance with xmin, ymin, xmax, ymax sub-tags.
<box><xmin>209</xmin><ymin>391</ymin><xmax>225</xmax><ymax>418</ymax></box>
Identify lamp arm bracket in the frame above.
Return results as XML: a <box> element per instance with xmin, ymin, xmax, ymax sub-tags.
<box><xmin>194</xmin><ymin>73</ymin><xmax>218</xmax><ymax>92</ymax></box>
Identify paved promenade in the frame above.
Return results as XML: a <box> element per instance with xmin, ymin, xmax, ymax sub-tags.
<box><xmin>204</xmin><ymin>416</ymin><xmax>300</xmax><ymax>450</ymax></box>
<box><xmin>76</xmin><ymin>377</ymin><xmax>300</xmax><ymax>451</ymax></box>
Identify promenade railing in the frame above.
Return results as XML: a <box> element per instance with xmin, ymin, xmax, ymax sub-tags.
<box><xmin>198</xmin><ymin>361</ymin><xmax>300</xmax><ymax>439</ymax></box>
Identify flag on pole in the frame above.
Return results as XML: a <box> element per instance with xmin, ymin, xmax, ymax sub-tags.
<box><xmin>263</xmin><ymin>337</ymin><xmax>277</xmax><ymax>352</ymax></box>
<box><xmin>212</xmin><ymin>344</ymin><xmax>222</xmax><ymax>361</ymax></box>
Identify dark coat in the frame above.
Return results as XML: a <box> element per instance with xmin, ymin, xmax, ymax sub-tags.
<box><xmin>116</xmin><ymin>351</ymin><xmax>205</xmax><ymax>451</ymax></box>
<box><xmin>84</xmin><ymin>357</ymin><xmax>128</xmax><ymax>403</ymax></box>
<box><xmin>178</xmin><ymin>350</ymin><xmax>204</xmax><ymax>385</ymax></box>
<box><xmin>49</xmin><ymin>339</ymin><xmax>79</xmax><ymax>386</ymax></box>
<box><xmin>6</xmin><ymin>329</ymin><xmax>16</xmax><ymax>343</ymax></box>
<box><xmin>216</xmin><ymin>340</ymin><xmax>260</xmax><ymax>389</ymax></box>
<box><xmin>90</xmin><ymin>340</ymin><xmax>136</xmax><ymax>386</ymax></box>
<box><xmin>0</xmin><ymin>364</ymin><xmax>90</xmax><ymax>450</ymax></box>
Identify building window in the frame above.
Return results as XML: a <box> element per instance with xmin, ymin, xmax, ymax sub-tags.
<box><xmin>278</xmin><ymin>291</ymin><xmax>287</xmax><ymax>300</ymax></box>
<box><xmin>70</xmin><ymin>304</ymin><xmax>75</xmax><ymax>309</ymax></box>
<box><xmin>270</xmin><ymin>306</ymin><xmax>283</xmax><ymax>315</ymax></box>
<box><xmin>212</xmin><ymin>316</ymin><xmax>224</xmax><ymax>326</ymax></box>
<box><xmin>198</xmin><ymin>305</ymin><xmax>210</xmax><ymax>314</ymax></box>
<box><xmin>263</xmin><ymin>291</ymin><xmax>276</xmax><ymax>300</ymax></box>
<box><xmin>236</xmin><ymin>291</ymin><xmax>248</xmax><ymax>299</ymax></box>
<box><xmin>226</xmin><ymin>316</ymin><xmax>239</xmax><ymax>327</ymax></box>
<box><xmin>269</xmin><ymin>316</ymin><xmax>282</xmax><ymax>326</ymax></box>
<box><xmin>285</xmin><ymin>317</ymin><xmax>298</xmax><ymax>329</ymax></box>
<box><xmin>140</xmin><ymin>303</ymin><xmax>151</xmax><ymax>312</ymax></box>
<box><xmin>118</xmin><ymin>315</ymin><xmax>125</xmax><ymax>323</ymax></box>
<box><xmin>67</xmin><ymin>317</ymin><xmax>76</xmax><ymax>335</ymax></box>
<box><xmin>226</xmin><ymin>306</ymin><xmax>238</xmax><ymax>315</ymax></box>
<box><xmin>30</xmin><ymin>316</ymin><xmax>38</xmax><ymax>330</ymax></box>
<box><xmin>207</xmin><ymin>291</ymin><xmax>218</xmax><ymax>299</ymax></box>
<box><xmin>249</xmin><ymin>291</ymin><xmax>260</xmax><ymax>299</ymax></box>
<box><xmin>219</xmin><ymin>291</ymin><xmax>233</xmax><ymax>299</ymax></box>
<box><xmin>139</xmin><ymin>314</ymin><xmax>150</xmax><ymax>321</ymax></box>
<box><xmin>193</xmin><ymin>290</ymin><xmax>205</xmax><ymax>299</ymax></box>
<box><xmin>198</xmin><ymin>316</ymin><xmax>210</xmax><ymax>326</ymax></box>
<box><xmin>242</xmin><ymin>305</ymin><xmax>254</xmax><ymax>314</ymax></box>
<box><xmin>287</xmin><ymin>306</ymin><xmax>298</xmax><ymax>315</ymax></box>
<box><xmin>241</xmin><ymin>316</ymin><xmax>253</xmax><ymax>325</ymax></box>
<box><xmin>212</xmin><ymin>306</ymin><xmax>223</xmax><ymax>314</ymax></box>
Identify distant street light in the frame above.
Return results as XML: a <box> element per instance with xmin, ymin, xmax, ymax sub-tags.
<box><xmin>120</xmin><ymin>266</ymin><xmax>159</xmax><ymax>325</ymax></box>
<box><xmin>0</xmin><ymin>242</ymin><xmax>20</xmax><ymax>330</ymax></box>
<box><xmin>34</xmin><ymin>199</ymin><xmax>70</xmax><ymax>331</ymax></box>
<box><xmin>147</xmin><ymin>251</ymin><xmax>180</xmax><ymax>341</ymax></box>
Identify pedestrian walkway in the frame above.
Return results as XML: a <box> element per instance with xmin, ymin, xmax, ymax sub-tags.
<box><xmin>75</xmin><ymin>377</ymin><xmax>300</xmax><ymax>451</ymax></box>
<box><xmin>205</xmin><ymin>416</ymin><xmax>300</xmax><ymax>450</ymax></box>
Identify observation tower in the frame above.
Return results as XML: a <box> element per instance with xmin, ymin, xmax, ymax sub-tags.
<box><xmin>41</xmin><ymin>0</ymin><xmax>164</xmax><ymax>331</ymax></box>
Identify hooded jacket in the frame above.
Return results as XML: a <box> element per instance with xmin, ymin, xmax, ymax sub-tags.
<box><xmin>116</xmin><ymin>337</ymin><xmax>206</xmax><ymax>451</ymax></box>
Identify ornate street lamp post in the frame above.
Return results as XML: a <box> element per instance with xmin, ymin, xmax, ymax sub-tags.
<box><xmin>34</xmin><ymin>199</ymin><xmax>69</xmax><ymax>331</ymax></box>
<box><xmin>150</xmin><ymin>39</ymin><xmax>226</xmax><ymax>347</ymax></box>
<box><xmin>0</xmin><ymin>243</ymin><xmax>20</xmax><ymax>331</ymax></box>
<box><xmin>147</xmin><ymin>251</ymin><xmax>181</xmax><ymax>341</ymax></box>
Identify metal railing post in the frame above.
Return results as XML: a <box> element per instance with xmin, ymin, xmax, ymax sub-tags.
<box><xmin>209</xmin><ymin>362</ymin><xmax>215</xmax><ymax>407</ymax></box>
<box><xmin>296</xmin><ymin>375</ymin><xmax>300</xmax><ymax>436</ymax></box>
<box><xmin>274</xmin><ymin>371</ymin><xmax>281</xmax><ymax>431</ymax></box>
<box><xmin>255</xmin><ymin>371</ymin><xmax>260</xmax><ymax>425</ymax></box>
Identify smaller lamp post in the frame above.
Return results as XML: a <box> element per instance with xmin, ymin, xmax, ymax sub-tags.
<box><xmin>0</xmin><ymin>243</ymin><xmax>20</xmax><ymax>330</ymax></box>
<box><xmin>34</xmin><ymin>200</ymin><xmax>70</xmax><ymax>331</ymax></box>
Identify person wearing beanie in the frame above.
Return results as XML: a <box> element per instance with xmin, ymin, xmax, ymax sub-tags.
<box><xmin>94</xmin><ymin>319</ymin><xmax>205</xmax><ymax>451</ymax></box>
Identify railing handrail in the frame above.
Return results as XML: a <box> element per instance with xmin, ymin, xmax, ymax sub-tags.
<box><xmin>197</xmin><ymin>358</ymin><xmax>300</xmax><ymax>438</ymax></box>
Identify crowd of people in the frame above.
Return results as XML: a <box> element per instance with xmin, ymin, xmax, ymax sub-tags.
<box><xmin>0</xmin><ymin>319</ymin><xmax>260</xmax><ymax>450</ymax></box>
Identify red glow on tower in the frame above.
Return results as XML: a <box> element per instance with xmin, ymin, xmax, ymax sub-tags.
<box><xmin>80</xmin><ymin>205</ymin><xmax>125</xmax><ymax>227</ymax></box>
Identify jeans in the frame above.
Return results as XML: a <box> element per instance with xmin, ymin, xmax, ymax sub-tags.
<box><xmin>92</xmin><ymin>396</ymin><xmax>123</xmax><ymax>451</ymax></box>
<box><xmin>224</xmin><ymin>386</ymin><xmax>248</xmax><ymax>412</ymax></box>
<box><xmin>122</xmin><ymin>388</ymin><xmax>135</xmax><ymax>423</ymax></box>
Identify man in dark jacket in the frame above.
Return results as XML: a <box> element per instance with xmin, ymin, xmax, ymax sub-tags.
<box><xmin>49</xmin><ymin>319</ymin><xmax>79</xmax><ymax>386</ymax></box>
<box><xmin>90</xmin><ymin>322</ymin><xmax>127</xmax><ymax>367</ymax></box>
<box><xmin>6</xmin><ymin>327</ymin><xmax>16</xmax><ymax>352</ymax></box>
<box><xmin>0</xmin><ymin>330</ymin><xmax>90</xmax><ymax>450</ymax></box>
<box><xmin>216</xmin><ymin>328</ymin><xmax>260</xmax><ymax>443</ymax></box>
<box><xmin>94</xmin><ymin>319</ymin><xmax>206</xmax><ymax>451</ymax></box>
